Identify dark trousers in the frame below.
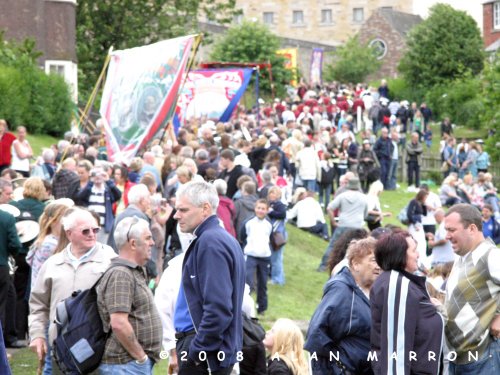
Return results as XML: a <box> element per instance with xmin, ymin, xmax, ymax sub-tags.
<box><xmin>176</xmin><ymin>333</ymin><xmax>233</xmax><ymax>375</ymax></box>
<box><xmin>13</xmin><ymin>253</ymin><xmax>29</xmax><ymax>340</ymax></box>
<box><xmin>3</xmin><ymin>278</ymin><xmax>17</xmax><ymax>345</ymax></box>
<box><xmin>0</xmin><ymin>267</ymin><xmax>10</xmax><ymax>332</ymax></box>
<box><xmin>306</xmin><ymin>221</ymin><xmax>329</xmax><ymax>239</ymax></box>
<box><xmin>245</xmin><ymin>256</ymin><xmax>270</xmax><ymax>314</ymax></box>
<box><xmin>379</xmin><ymin>158</ymin><xmax>390</xmax><ymax>189</ymax></box>
<box><xmin>407</xmin><ymin>161</ymin><xmax>420</xmax><ymax>187</ymax></box>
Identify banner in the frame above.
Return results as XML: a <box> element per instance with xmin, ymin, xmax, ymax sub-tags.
<box><xmin>310</xmin><ymin>48</ymin><xmax>323</xmax><ymax>86</ymax></box>
<box><xmin>174</xmin><ymin>68</ymin><xmax>253</xmax><ymax>129</ymax></box>
<box><xmin>277</xmin><ymin>48</ymin><xmax>298</xmax><ymax>86</ymax></box>
<box><xmin>99</xmin><ymin>35</ymin><xmax>197</xmax><ymax>163</ymax></box>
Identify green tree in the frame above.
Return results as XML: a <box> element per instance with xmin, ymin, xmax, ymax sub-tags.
<box><xmin>324</xmin><ymin>35</ymin><xmax>381</xmax><ymax>84</ymax></box>
<box><xmin>482</xmin><ymin>54</ymin><xmax>500</xmax><ymax>160</ymax></box>
<box><xmin>0</xmin><ymin>33</ymin><xmax>73</xmax><ymax>135</ymax></box>
<box><xmin>209</xmin><ymin>20</ymin><xmax>291</xmax><ymax>97</ymax></box>
<box><xmin>399</xmin><ymin>4</ymin><xmax>484</xmax><ymax>89</ymax></box>
<box><xmin>76</xmin><ymin>0</ymin><xmax>238</xmax><ymax>100</ymax></box>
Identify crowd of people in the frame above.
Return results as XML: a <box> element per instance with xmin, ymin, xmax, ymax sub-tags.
<box><xmin>0</xmin><ymin>78</ymin><xmax>499</xmax><ymax>375</ymax></box>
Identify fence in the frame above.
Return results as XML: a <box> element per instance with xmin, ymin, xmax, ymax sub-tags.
<box><xmin>397</xmin><ymin>151</ymin><xmax>500</xmax><ymax>186</ymax></box>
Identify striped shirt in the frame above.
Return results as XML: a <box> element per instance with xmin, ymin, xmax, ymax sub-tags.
<box><xmin>88</xmin><ymin>185</ymin><xmax>106</xmax><ymax>226</ymax></box>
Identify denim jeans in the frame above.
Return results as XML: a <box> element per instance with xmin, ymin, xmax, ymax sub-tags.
<box><xmin>99</xmin><ymin>358</ymin><xmax>153</xmax><ymax>375</ymax></box>
<box><xmin>43</xmin><ymin>327</ymin><xmax>52</xmax><ymax>375</ymax></box>
<box><xmin>318</xmin><ymin>184</ymin><xmax>332</xmax><ymax>209</ymax></box>
<box><xmin>245</xmin><ymin>256</ymin><xmax>270</xmax><ymax>313</ymax></box>
<box><xmin>387</xmin><ymin>158</ymin><xmax>398</xmax><ymax>190</ymax></box>
<box><xmin>379</xmin><ymin>159</ymin><xmax>391</xmax><ymax>189</ymax></box>
<box><xmin>302</xmin><ymin>179</ymin><xmax>316</xmax><ymax>193</ymax></box>
<box><xmin>270</xmin><ymin>246</ymin><xmax>285</xmax><ymax>285</ymax></box>
<box><xmin>449</xmin><ymin>338</ymin><xmax>500</xmax><ymax>375</ymax></box>
<box><xmin>318</xmin><ymin>226</ymin><xmax>357</xmax><ymax>270</ymax></box>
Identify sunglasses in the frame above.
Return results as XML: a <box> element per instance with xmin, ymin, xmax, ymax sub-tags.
<box><xmin>80</xmin><ymin>227</ymin><xmax>100</xmax><ymax>236</ymax></box>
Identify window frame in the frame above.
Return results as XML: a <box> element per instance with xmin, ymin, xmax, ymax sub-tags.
<box><xmin>494</xmin><ymin>2</ymin><xmax>500</xmax><ymax>30</ymax></box>
<box><xmin>353</xmin><ymin>7</ymin><xmax>364</xmax><ymax>23</ymax></box>
<box><xmin>292</xmin><ymin>10</ymin><xmax>304</xmax><ymax>25</ymax></box>
<box><xmin>321</xmin><ymin>9</ymin><xmax>333</xmax><ymax>25</ymax></box>
<box><xmin>263</xmin><ymin>11</ymin><xmax>274</xmax><ymax>25</ymax></box>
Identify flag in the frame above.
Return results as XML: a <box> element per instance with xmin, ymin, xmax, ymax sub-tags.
<box><xmin>277</xmin><ymin>48</ymin><xmax>298</xmax><ymax>86</ymax></box>
<box><xmin>310</xmin><ymin>48</ymin><xmax>323</xmax><ymax>86</ymax></box>
<box><xmin>99</xmin><ymin>35</ymin><xmax>197</xmax><ymax>163</ymax></box>
<box><xmin>174</xmin><ymin>68</ymin><xmax>253</xmax><ymax>129</ymax></box>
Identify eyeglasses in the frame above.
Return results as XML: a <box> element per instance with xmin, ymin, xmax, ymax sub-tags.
<box><xmin>81</xmin><ymin>227</ymin><xmax>100</xmax><ymax>236</ymax></box>
<box><xmin>126</xmin><ymin>217</ymin><xmax>140</xmax><ymax>242</ymax></box>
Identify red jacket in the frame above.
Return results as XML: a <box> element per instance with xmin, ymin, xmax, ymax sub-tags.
<box><xmin>0</xmin><ymin>132</ymin><xmax>16</xmax><ymax>166</ymax></box>
<box><xmin>217</xmin><ymin>195</ymin><xmax>237</xmax><ymax>238</ymax></box>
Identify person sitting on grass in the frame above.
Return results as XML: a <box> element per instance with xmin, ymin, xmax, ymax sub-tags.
<box><xmin>286</xmin><ymin>189</ymin><xmax>329</xmax><ymax>241</ymax></box>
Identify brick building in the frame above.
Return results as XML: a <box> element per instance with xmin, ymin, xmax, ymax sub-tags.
<box><xmin>483</xmin><ymin>0</ymin><xmax>500</xmax><ymax>53</ymax></box>
<box><xmin>0</xmin><ymin>0</ymin><xmax>77</xmax><ymax>101</ymax></box>
<box><xmin>358</xmin><ymin>8</ymin><xmax>422</xmax><ymax>79</ymax></box>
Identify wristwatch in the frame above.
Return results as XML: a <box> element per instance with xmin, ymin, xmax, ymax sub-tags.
<box><xmin>135</xmin><ymin>354</ymin><xmax>148</xmax><ymax>364</ymax></box>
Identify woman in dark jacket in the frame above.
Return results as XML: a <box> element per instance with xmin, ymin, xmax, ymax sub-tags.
<box><xmin>370</xmin><ymin>230</ymin><xmax>444</xmax><ymax>375</ymax></box>
<box><xmin>267</xmin><ymin>186</ymin><xmax>287</xmax><ymax>285</ymax></box>
<box><xmin>305</xmin><ymin>238</ymin><xmax>380</xmax><ymax>374</ymax></box>
<box><xmin>357</xmin><ymin>140</ymin><xmax>380</xmax><ymax>193</ymax></box>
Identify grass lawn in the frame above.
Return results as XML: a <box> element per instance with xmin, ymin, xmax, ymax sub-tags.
<box><xmin>8</xmin><ymin>184</ymin><xmax>419</xmax><ymax>374</ymax></box>
<box><xmin>27</xmin><ymin>134</ymin><xmax>59</xmax><ymax>157</ymax></box>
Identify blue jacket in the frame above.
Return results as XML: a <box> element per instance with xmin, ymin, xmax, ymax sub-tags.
<box><xmin>182</xmin><ymin>215</ymin><xmax>246</xmax><ymax>371</ymax></box>
<box><xmin>305</xmin><ymin>267</ymin><xmax>374</xmax><ymax>375</ymax></box>
<box><xmin>75</xmin><ymin>180</ymin><xmax>122</xmax><ymax>233</ymax></box>
<box><xmin>370</xmin><ymin>270</ymin><xmax>443</xmax><ymax>375</ymax></box>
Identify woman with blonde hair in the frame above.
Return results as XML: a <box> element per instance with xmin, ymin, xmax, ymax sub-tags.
<box><xmin>263</xmin><ymin>318</ymin><xmax>309</xmax><ymax>375</ymax></box>
<box><xmin>26</xmin><ymin>200</ymin><xmax>73</xmax><ymax>290</ymax></box>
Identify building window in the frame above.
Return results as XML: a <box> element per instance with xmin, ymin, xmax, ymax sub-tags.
<box><xmin>233</xmin><ymin>13</ymin><xmax>243</xmax><ymax>24</ymax></box>
<box><xmin>45</xmin><ymin>60</ymin><xmax>78</xmax><ymax>102</ymax></box>
<box><xmin>494</xmin><ymin>2</ymin><xmax>500</xmax><ymax>29</ymax></box>
<box><xmin>369</xmin><ymin>39</ymin><xmax>388</xmax><ymax>60</ymax></box>
<box><xmin>263</xmin><ymin>12</ymin><xmax>274</xmax><ymax>25</ymax></box>
<box><xmin>292</xmin><ymin>10</ymin><xmax>304</xmax><ymax>25</ymax></box>
<box><xmin>353</xmin><ymin>8</ymin><xmax>364</xmax><ymax>23</ymax></box>
<box><xmin>321</xmin><ymin>9</ymin><xmax>333</xmax><ymax>24</ymax></box>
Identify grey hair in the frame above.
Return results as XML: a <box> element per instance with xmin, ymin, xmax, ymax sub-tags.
<box><xmin>261</xmin><ymin>170</ymin><xmax>272</xmax><ymax>183</ymax></box>
<box><xmin>62</xmin><ymin>208</ymin><xmax>95</xmax><ymax>231</ymax></box>
<box><xmin>213</xmin><ymin>179</ymin><xmax>227</xmax><ymax>196</ymax></box>
<box><xmin>114</xmin><ymin>216</ymin><xmax>150</xmax><ymax>250</ymax></box>
<box><xmin>195</xmin><ymin>148</ymin><xmax>209</xmax><ymax>161</ymax></box>
<box><xmin>0</xmin><ymin>178</ymin><xmax>12</xmax><ymax>191</ymax></box>
<box><xmin>42</xmin><ymin>148</ymin><xmax>55</xmax><ymax>163</ymax></box>
<box><xmin>127</xmin><ymin>184</ymin><xmax>151</xmax><ymax>205</ymax></box>
<box><xmin>176</xmin><ymin>181</ymin><xmax>219</xmax><ymax>214</ymax></box>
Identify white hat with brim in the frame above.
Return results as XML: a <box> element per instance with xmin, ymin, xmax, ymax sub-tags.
<box><xmin>16</xmin><ymin>220</ymin><xmax>40</xmax><ymax>243</ymax></box>
<box><xmin>0</xmin><ymin>204</ymin><xmax>21</xmax><ymax>217</ymax></box>
<box><xmin>13</xmin><ymin>187</ymin><xmax>24</xmax><ymax>201</ymax></box>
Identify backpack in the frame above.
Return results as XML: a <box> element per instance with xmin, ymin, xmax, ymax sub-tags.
<box><xmin>398</xmin><ymin>204</ymin><xmax>410</xmax><ymax>225</ymax></box>
<box><xmin>242</xmin><ymin>313</ymin><xmax>266</xmax><ymax>348</ymax></box>
<box><xmin>52</xmin><ymin>263</ymin><xmax>124</xmax><ymax>374</ymax></box>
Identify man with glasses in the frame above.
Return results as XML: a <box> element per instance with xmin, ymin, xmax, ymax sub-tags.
<box><xmin>29</xmin><ymin>208</ymin><xmax>117</xmax><ymax>373</ymax></box>
<box><xmin>97</xmin><ymin>216</ymin><xmax>162</xmax><ymax>374</ymax></box>
<box><xmin>173</xmin><ymin>181</ymin><xmax>245</xmax><ymax>375</ymax></box>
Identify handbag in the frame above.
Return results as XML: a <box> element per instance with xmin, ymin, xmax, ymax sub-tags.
<box><xmin>271</xmin><ymin>221</ymin><xmax>287</xmax><ymax>251</ymax></box>
<box><xmin>440</xmin><ymin>161</ymin><xmax>449</xmax><ymax>172</ymax></box>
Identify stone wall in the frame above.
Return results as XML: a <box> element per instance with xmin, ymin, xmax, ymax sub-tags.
<box><xmin>358</xmin><ymin>12</ymin><xmax>407</xmax><ymax>80</ymax></box>
<box><xmin>0</xmin><ymin>0</ymin><xmax>77</xmax><ymax>64</ymax></box>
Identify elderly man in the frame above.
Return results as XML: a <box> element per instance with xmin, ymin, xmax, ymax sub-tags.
<box><xmin>29</xmin><ymin>208</ymin><xmax>117</xmax><ymax>373</ymax></box>
<box><xmin>405</xmin><ymin>132</ymin><xmax>423</xmax><ymax>188</ymax></box>
<box><xmin>52</xmin><ymin>157</ymin><xmax>80</xmax><ymax>200</ymax></box>
<box><xmin>173</xmin><ymin>181</ymin><xmax>245</xmax><ymax>374</ymax></box>
<box><xmin>444</xmin><ymin>204</ymin><xmax>500</xmax><ymax>373</ymax></box>
<box><xmin>97</xmin><ymin>217</ymin><xmax>162</xmax><ymax>374</ymax></box>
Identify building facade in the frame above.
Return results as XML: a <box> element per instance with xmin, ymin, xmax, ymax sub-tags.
<box><xmin>0</xmin><ymin>0</ymin><xmax>78</xmax><ymax>101</ymax></box>
<box><xmin>235</xmin><ymin>0</ymin><xmax>413</xmax><ymax>46</ymax></box>
<box><xmin>483</xmin><ymin>0</ymin><xmax>500</xmax><ymax>52</ymax></box>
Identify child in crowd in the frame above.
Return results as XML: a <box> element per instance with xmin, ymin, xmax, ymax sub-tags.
<box><xmin>263</xmin><ymin>318</ymin><xmax>309</xmax><ymax>375</ymax></box>
<box><xmin>240</xmin><ymin>199</ymin><xmax>273</xmax><ymax>315</ymax></box>
<box><xmin>424</xmin><ymin>128</ymin><xmax>433</xmax><ymax>150</ymax></box>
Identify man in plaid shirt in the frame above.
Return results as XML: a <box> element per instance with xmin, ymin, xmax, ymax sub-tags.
<box><xmin>444</xmin><ymin>204</ymin><xmax>500</xmax><ymax>374</ymax></box>
<box><xmin>97</xmin><ymin>216</ymin><xmax>162</xmax><ymax>374</ymax></box>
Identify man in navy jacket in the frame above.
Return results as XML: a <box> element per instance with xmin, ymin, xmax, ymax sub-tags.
<box><xmin>173</xmin><ymin>181</ymin><xmax>245</xmax><ymax>374</ymax></box>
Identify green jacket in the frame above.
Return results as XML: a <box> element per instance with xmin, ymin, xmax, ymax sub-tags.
<box><xmin>0</xmin><ymin>210</ymin><xmax>22</xmax><ymax>266</ymax></box>
<box><xmin>11</xmin><ymin>198</ymin><xmax>45</xmax><ymax>254</ymax></box>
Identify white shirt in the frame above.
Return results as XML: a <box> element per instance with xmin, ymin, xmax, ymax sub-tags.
<box><xmin>431</xmin><ymin>221</ymin><xmax>456</xmax><ymax>265</ymax></box>
<box><xmin>421</xmin><ymin>192</ymin><xmax>441</xmax><ymax>225</ymax></box>
<box><xmin>287</xmin><ymin>197</ymin><xmax>325</xmax><ymax>228</ymax></box>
